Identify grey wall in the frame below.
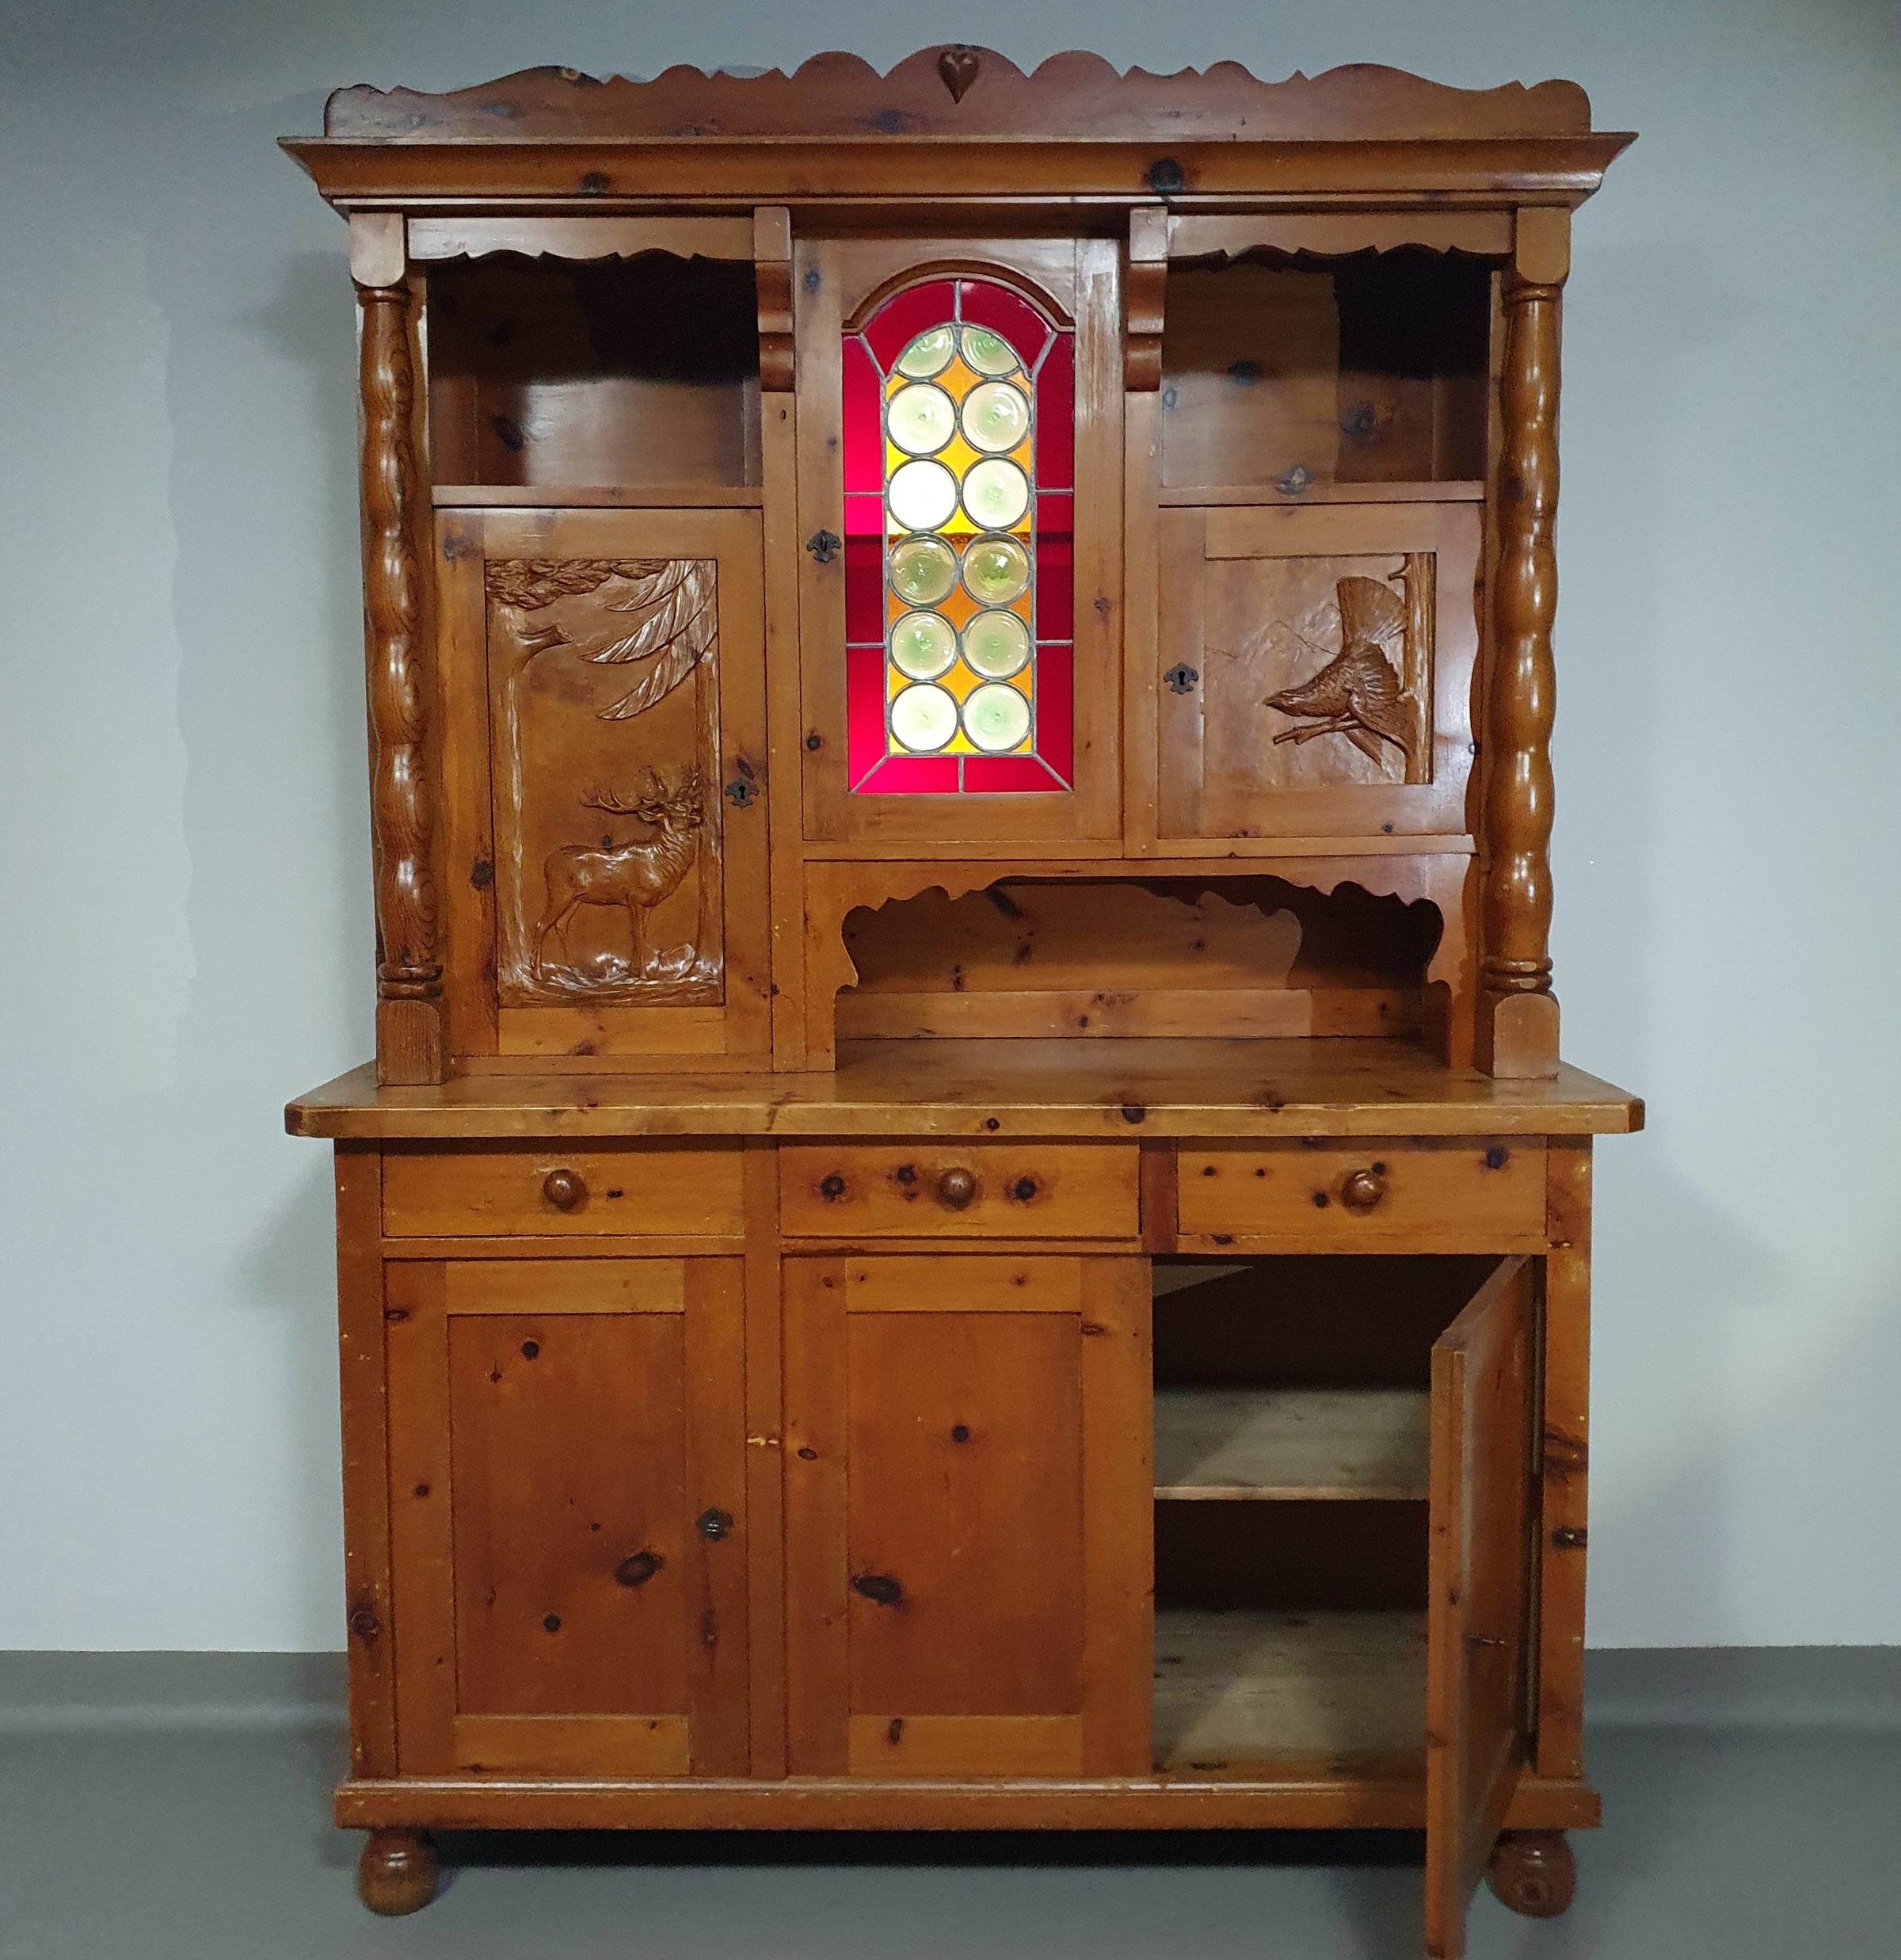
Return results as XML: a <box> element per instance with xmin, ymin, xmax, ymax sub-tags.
<box><xmin>2</xmin><ymin>0</ymin><xmax>1896</xmax><ymax>1651</ymax></box>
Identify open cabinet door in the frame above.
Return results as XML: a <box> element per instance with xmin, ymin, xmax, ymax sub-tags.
<box><xmin>1425</xmin><ymin>1255</ymin><xmax>1537</xmax><ymax>1959</ymax></box>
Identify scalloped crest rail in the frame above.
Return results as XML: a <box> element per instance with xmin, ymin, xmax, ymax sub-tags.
<box><xmin>321</xmin><ymin>51</ymin><xmax>1594</xmax><ymax>142</ymax></box>
<box><xmin>283</xmin><ymin>51</ymin><xmax>1637</xmax><ymax>1960</ymax></box>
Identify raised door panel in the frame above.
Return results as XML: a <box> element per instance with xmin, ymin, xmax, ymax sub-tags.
<box><xmin>385</xmin><ymin>1257</ymin><xmax>748</xmax><ymax>1777</ymax></box>
<box><xmin>784</xmin><ymin>1254</ymin><xmax>1151</xmax><ymax>1777</ymax></box>
<box><xmin>1425</xmin><ymin>1255</ymin><xmax>1538</xmax><ymax>1959</ymax></box>
<box><xmin>794</xmin><ymin>236</ymin><xmax>1122</xmax><ymax>846</ymax></box>
<box><xmin>1156</xmin><ymin>501</ymin><xmax>1480</xmax><ymax>841</ymax></box>
<box><xmin>436</xmin><ymin>506</ymin><xmax>769</xmax><ymax>1063</ymax></box>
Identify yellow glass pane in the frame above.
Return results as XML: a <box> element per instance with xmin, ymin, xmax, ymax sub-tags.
<box><xmin>935</xmin><ymin>433</ymin><xmax>981</xmax><ymax>479</ymax></box>
<box><xmin>937</xmin><ymin>585</ymin><xmax>980</xmax><ymax>631</ymax></box>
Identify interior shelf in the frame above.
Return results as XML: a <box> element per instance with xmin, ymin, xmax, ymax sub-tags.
<box><xmin>431</xmin><ymin>483</ymin><xmax>764</xmax><ymax>509</ymax></box>
<box><xmin>1152</xmin><ymin>1607</ymin><xmax>1426</xmax><ymax>1769</ymax></box>
<box><xmin>1156</xmin><ymin>479</ymin><xmax>1484</xmax><ymax>506</ymax></box>
<box><xmin>1153</xmin><ymin>1386</ymin><xmax>1430</xmax><ymax>1501</ymax></box>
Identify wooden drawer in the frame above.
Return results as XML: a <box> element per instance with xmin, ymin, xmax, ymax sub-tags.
<box><xmin>1174</xmin><ymin>1139</ymin><xmax>1547</xmax><ymax>1251</ymax></box>
<box><xmin>779</xmin><ymin>1142</ymin><xmax>1139</xmax><ymax>1241</ymax></box>
<box><xmin>382</xmin><ymin>1143</ymin><xmax>745</xmax><ymax>1238</ymax></box>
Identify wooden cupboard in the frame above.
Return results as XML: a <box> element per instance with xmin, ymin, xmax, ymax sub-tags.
<box><xmin>285</xmin><ymin>47</ymin><xmax>1636</xmax><ymax>1958</ymax></box>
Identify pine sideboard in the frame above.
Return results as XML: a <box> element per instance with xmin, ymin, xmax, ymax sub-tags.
<box><xmin>284</xmin><ymin>48</ymin><xmax>1638</xmax><ymax>1958</ymax></box>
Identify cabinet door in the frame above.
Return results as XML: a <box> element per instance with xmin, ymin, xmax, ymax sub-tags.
<box><xmin>784</xmin><ymin>1255</ymin><xmax>1150</xmax><ymax>1777</ymax></box>
<box><xmin>794</xmin><ymin>236</ymin><xmax>1122</xmax><ymax>845</ymax></box>
<box><xmin>1155</xmin><ymin>499</ymin><xmax>1479</xmax><ymax>841</ymax></box>
<box><xmin>384</xmin><ymin>1257</ymin><xmax>748</xmax><ymax>1777</ymax></box>
<box><xmin>1425</xmin><ymin>1255</ymin><xmax>1537</xmax><ymax>1959</ymax></box>
<box><xmin>436</xmin><ymin>505</ymin><xmax>769</xmax><ymax>1064</ymax></box>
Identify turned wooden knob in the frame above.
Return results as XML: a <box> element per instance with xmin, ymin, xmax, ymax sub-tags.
<box><xmin>1339</xmin><ymin>1166</ymin><xmax>1387</xmax><ymax>1214</ymax></box>
<box><xmin>936</xmin><ymin>1166</ymin><xmax>977</xmax><ymax>1211</ymax></box>
<box><xmin>542</xmin><ymin>1167</ymin><xmax>587</xmax><ymax>1212</ymax></box>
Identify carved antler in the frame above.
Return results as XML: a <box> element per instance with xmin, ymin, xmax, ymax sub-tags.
<box><xmin>579</xmin><ymin>782</ymin><xmax>661</xmax><ymax>818</ymax></box>
<box><xmin>580</xmin><ymin>765</ymin><xmax>703</xmax><ymax>820</ymax></box>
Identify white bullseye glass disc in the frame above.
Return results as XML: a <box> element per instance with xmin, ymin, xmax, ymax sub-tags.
<box><xmin>890</xmin><ymin>536</ymin><xmax>958</xmax><ymax>606</ymax></box>
<box><xmin>962</xmin><ymin>609</ymin><xmax>1031</xmax><ymax>679</ymax></box>
<box><xmin>961</xmin><ymin>534</ymin><xmax>1031</xmax><ymax>605</ymax></box>
<box><xmin>962</xmin><ymin>458</ymin><xmax>1030</xmax><ymax>530</ymax></box>
<box><xmin>890</xmin><ymin>611</ymin><xmax>957</xmax><ymax>681</ymax></box>
<box><xmin>962</xmin><ymin>380</ymin><xmax>1030</xmax><ymax>453</ymax></box>
<box><xmin>889</xmin><ymin>459</ymin><xmax>958</xmax><ymax>532</ymax></box>
<box><xmin>890</xmin><ymin>682</ymin><xmax>959</xmax><ymax>753</ymax></box>
<box><xmin>962</xmin><ymin>681</ymin><xmax>1033</xmax><ymax>753</ymax></box>
<box><xmin>895</xmin><ymin>326</ymin><xmax>954</xmax><ymax>379</ymax></box>
<box><xmin>888</xmin><ymin>383</ymin><xmax>956</xmax><ymax>456</ymax></box>
<box><xmin>960</xmin><ymin>326</ymin><xmax>1021</xmax><ymax>376</ymax></box>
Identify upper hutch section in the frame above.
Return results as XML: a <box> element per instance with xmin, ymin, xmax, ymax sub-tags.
<box><xmin>284</xmin><ymin>49</ymin><xmax>1629</xmax><ymax>1090</ymax></box>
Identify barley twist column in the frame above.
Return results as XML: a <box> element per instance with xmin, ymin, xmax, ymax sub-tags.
<box><xmin>1479</xmin><ymin>266</ymin><xmax>1564</xmax><ymax>1077</ymax></box>
<box><xmin>357</xmin><ymin>277</ymin><xmax>444</xmax><ymax>1084</ymax></box>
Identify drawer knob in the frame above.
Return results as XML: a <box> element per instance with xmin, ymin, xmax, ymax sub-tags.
<box><xmin>1340</xmin><ymin>1167</ymin><xmax>1388</xmax><ymax>1214</ymax></box>
<box><xmin>936</xmin><ymin>1166</ymin><xmax>978</xmax><ymax>1211</ymax></box>
<box><xmin>542</xmin><ymin>1168</ymin><xmax>587</xmax><ymax>1212</ymax></box>
<box><xmin>695</xmin><ymin>1507</ymin><xmax>734</xmax><ymax>1542</ymax></box>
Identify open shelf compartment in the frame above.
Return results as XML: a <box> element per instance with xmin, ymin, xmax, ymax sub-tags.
<box><xmin>1160</xmin><ymin>248</ymin><xmax>1495</xmax><ymax>495</ymax></box>
<box><xmin>425</xmin><ymin>253</ymin><xmax>763</xmax><ymax>491</ymax></box>
<box><xmin>1148</xmin><ymin>1253</ymin><xmax>1503</xmax><ymax>1775</ymax></box>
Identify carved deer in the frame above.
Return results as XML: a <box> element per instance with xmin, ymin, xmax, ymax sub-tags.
<box><xmin>534</xmin><ymin>767</ymin><xmax>706</xmax><ymax>979</ymax></box>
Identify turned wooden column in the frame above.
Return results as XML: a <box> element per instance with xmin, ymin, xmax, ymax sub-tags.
<box><xmin>1478</xmin><ymin>216</ymin><xmax>1567</xmax><ymax>1079</ymax></box>
<box><xmin>355</xmin><ymin>219</ymin><xmax>444</xmax><ymax>1085</ymax></box>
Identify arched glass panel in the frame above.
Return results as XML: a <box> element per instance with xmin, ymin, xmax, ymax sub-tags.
<box><xmin>842</xmin><ymin>277</ymin><xmax>1074</xmax><ymax>794</ymax></box>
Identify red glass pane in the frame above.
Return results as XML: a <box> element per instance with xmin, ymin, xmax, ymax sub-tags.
<box><xmin>1034</xmin><ymin>642</ymin><xmax>1074</xmax><ymax>787</ymax></box>
<box><xmin>844</xmin><ymin>534</ymin><xmax>882</xmax><ymax>644</ymax></box>
<box><xmin>844</xmin><ymin>491</ymin><xmax>883</xmax><ymax>539</ymax></box>
<box><xmin>1034</xmin><ymin>332</ymin><xmax>1074</xmax><ymax>487</ymax></box>
<box><xmin>842</xmin><ymin>336</ymin><xmax>882</xmax><ymax>492</ymax></box>
<box><xmin>846</xmin><ymin>643</ymin><xmax>886</xmax><ymax>787</ymax></box>
<box><xmin>962</xmin><ymin>756</ymin><xmax>1064</xmax><ymax>793</ymax></box>
<box><xmin>1035</xmin><ymin>532</ymin><xmax>1073</xmax><ymax>642</ymax></box>
<box><xmin>862</xmin><ymin>280</ymin><xmax>958</xmax><ymax>370</ymax></box>
<box><xmin>958</xmin><ymin>280</ymin><xmax>1053</xmax><ymax>371</ymax></box>
<box><xmin>860</xmin><ymin>755</ymin><xmax>960</xmax><ymax>794</ymax></box>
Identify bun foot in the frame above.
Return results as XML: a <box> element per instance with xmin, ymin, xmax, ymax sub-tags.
<box><xmin>357</xmin><ymin>1828</ymin><xmax>439</xmax><ymax>1916</ymax></box>
<box><xmin>1487</xmin><ymin>1830</ymin><xmax>1576</xmax><ymax>1919</ymax></box>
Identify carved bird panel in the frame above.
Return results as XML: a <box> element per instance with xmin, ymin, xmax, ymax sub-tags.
<box><xmin>1193</xmin><ymin>551</ymin><xmax>1433</xmax><ymax>824</ymax></box>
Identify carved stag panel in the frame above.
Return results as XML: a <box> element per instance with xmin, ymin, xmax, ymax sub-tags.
<box><xmin>486</xmin><ymin>557</ymin><xmax>724</xmax><ymax>1007</ymax></box>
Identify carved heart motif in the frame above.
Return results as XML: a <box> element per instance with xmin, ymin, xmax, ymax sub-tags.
<box><xmin>938</xmin><ymin>45</ymin><xmax>979</xmax><ymax>105</ymax></box>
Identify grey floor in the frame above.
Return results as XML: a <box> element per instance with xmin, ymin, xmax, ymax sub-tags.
<box><xmin>3</xmin><ymin>1654</ymin><xmax>1898</xmax><ymax>1959</ymax></box>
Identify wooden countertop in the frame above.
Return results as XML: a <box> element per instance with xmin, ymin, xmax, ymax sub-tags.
<box><xmin>286</xmin><ymin>1039</ymin><xmax>1642</xmax><ymax>1142</ymax></box>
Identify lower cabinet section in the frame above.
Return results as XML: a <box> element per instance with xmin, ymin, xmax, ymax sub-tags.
<box><xmin>781</xmin><ymin>1253</ymin><xmax>1153</xmax><ymax>1777</ymax></box>
<box><xmin>382</xmin><ymin>1256</ymin><xmax>749</xmax><ymax>1777</ymax></box>
<box><xmin>352</xmin><ymin>1142</ymin><xmax>1568</xmax><ymax>1958</ymax></box>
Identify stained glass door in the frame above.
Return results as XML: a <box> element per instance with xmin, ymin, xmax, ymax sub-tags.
<box><xmin>794</xmin><ymin>240</ymin><xmax>1121</xmax><ymax>845</ymax></box>
<box><xmin>843</xmin><ymin>277</ymin><xmax>1073</xmax><ymax>795</ymax></box>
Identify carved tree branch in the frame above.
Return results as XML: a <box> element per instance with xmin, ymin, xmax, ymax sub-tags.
<box><xmin>358</xmin><ymin>280</ymin><xmax>442</xmax><ymax>1082</ymax></box>
<box><xmin>1480</xmin><ymin>273</ymin><xmax>1562</xmax><ymax>1075</ymax></box>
